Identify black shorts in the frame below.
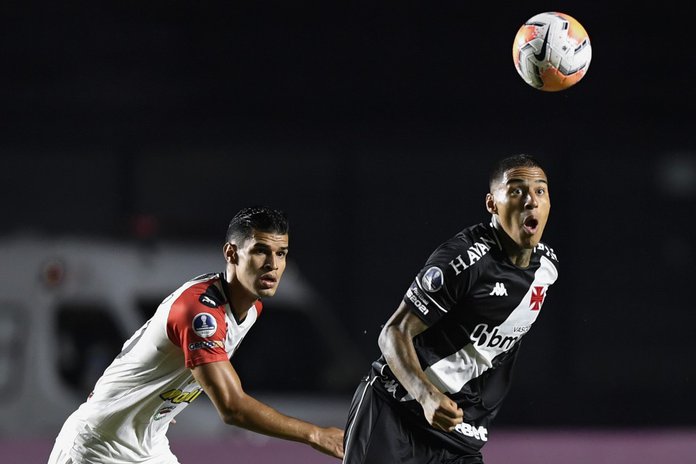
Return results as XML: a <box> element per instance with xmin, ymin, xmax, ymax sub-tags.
<box><xmin>343</xmin><ymin>371</ymin><xmax>485</xmax><ymax>464</ymax></box>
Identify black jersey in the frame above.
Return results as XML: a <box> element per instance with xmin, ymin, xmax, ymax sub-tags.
<box><xmin>372</xmin><ymin>222</ymin><xmax>559</xmax><ymax>451</ymax></box>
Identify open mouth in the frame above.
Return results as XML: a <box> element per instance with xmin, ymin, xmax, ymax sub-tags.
<box><xmin>259</xmin><ymin>274</ymin><xmax>277</xmax><ymax>289</ymax></box>
<box><xmin>523</xmin><ymin>216</ymin><xmax>539</xmax><ymax>234</ymax></box>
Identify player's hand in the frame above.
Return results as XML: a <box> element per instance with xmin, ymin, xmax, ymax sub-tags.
<box><xmin>309</xmin><ymin>426</ymin><xmax>345</xmax><ymax>459</ymax></box>
<box><xmin>419</xmin><ymin>388</ymin><xmax>463</xmax><ymax>432</ymax></box>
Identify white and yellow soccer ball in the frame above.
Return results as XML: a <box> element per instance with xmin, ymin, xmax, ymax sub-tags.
<box><xmin>512</xmin><ymin>12</ymin><xmax>592</xmax><ymax>91</ymax></box>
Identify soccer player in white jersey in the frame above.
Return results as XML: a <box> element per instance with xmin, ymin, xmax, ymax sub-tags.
<box><xmin>342</xmin><ymin>155</ymin><xmax>559</xmax><ymax>464</ymax></box>
<box><xmin>48</xmin><ymin>207</ymin><xmax>344</xmax><ymax>463</ymax></box>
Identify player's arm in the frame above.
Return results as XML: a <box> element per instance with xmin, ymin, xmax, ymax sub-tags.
<box><xmin>378</xmin><ymin>301</ymin><xmax>463</xmax><ymax>431</ymax></box>
<box><xmin>191</xmin><ymin>360</ymin><xmax>344</xmax><ymax>459</ymax></box>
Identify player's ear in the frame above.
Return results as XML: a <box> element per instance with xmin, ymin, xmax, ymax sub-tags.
<box><xmin>223</xmin><ymin>242</ymin><xmax>239</xmax><ymax>264</ymax></box>
<box><xmin>485</xmin><ymin>193</ymin><xmax>497</xmax><ymax>214</ymax></box>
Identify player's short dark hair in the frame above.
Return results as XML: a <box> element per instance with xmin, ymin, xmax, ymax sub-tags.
<box><xmin>225</xmin><ymin>206</ymin><xmax>289</xmax><ymax>244</ymax></box>
<box><xmin>489</xmin><ymin>154</ymin><xmax>546</xmax><ymax>190</ymax></box>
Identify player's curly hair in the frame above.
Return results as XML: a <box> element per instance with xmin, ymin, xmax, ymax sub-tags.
<box><xmin>226</xmin><ymin>206</ymin><xmax>289</xmax><ymax>244</ymax></box>
<box><xmin>489</xmin><ymin>154</ymin><xmax>546</xmax><ymax>190</ymax></box>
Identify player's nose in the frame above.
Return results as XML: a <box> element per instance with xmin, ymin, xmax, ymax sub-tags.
<box><xmin>264</xmin><ymin>254</ymin><xmax>279</xmax><ymax>270</ymax></box>
<box><xmin>524</xmin><ymin>191</ymin><xmax>539</xmax><ymax>209</ymax></box>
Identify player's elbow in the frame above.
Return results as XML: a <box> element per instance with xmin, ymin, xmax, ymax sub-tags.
<box><xmin>219</xmin><ymin>407</ymin><xmax>245</xmax><ymax>426</ymax></box>
<box><xmin>214</xmin><ymin>395</ymin><xmax>249</xmax><ymax>426</ymax></box>
<box><xmin>377</xmin><ymin>323</ymin><xmax>395</xmax><ymax>355</ymax></box>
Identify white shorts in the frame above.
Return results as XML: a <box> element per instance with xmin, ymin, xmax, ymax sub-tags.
<box><xmin>48</xmin><ymin>413</ymin><xmax>180</xmax><ymax>464</ymax></box>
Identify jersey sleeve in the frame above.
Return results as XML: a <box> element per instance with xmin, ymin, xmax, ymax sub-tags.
<box><xmin>166</xmin><ymin>285</ymin><xmax>229</xmax><ymax>369</ymax></box>
<box><xmin>403</xmin><ymin>241</ymin><xmax>476</xmax><ymax>326</ymax></box>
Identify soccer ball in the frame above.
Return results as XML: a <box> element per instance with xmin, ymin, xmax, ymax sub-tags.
<box><xmin>512</xmin><ymin>12</ymin><xmax>592</xmax><ymax>91</ymax></box>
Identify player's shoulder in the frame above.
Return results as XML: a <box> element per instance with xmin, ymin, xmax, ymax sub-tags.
<box><xmin>434</xmin><ymin>223</ymin><xmax>494</xmax><ymax>250</ymax></box>
<box><xmin>172</xmin><ymin>273</ymin><xmax>227</xmax><ymax>315</ymax></box>
<box><xmin>165</xmin><ymin>273</ymin><xmax>228</xmax><ymax>340</ymax></box>
<box><xmin>428</xmin><ymin>223</ymin><xmax>498</xmax><ymax>270</ymax></box>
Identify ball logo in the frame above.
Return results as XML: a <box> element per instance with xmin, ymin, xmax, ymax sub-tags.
<box><xmin>421</xmin><ymin>266</ymin><xmax>444</xmax><ymax>293</ymax></box>
<box><xmin>192</xmin><ymin>313</ymin><xmax>217</xmax><ymax>338</ymax></box>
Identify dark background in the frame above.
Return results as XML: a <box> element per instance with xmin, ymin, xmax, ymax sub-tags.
<box><xmin>3</xmin><ymin>1</ymin><xmax>694</xmax><ymax>427</ymax></box>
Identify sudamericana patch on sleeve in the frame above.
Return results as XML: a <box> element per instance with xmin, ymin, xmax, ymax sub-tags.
<box><xmin>192</xmin><ymin>313</ymin><xmax>217</xmax><ymax>338</ymax></box>
<box><xmin>420</xmin><ymin>266</ymin><xmax>444</xmax><ymax>293</ymax></box>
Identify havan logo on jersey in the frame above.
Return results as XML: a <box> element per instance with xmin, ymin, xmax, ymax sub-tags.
<box><xmin>448</xmin><ymin>234</ymin><xmax>497</xmax><ymax>275</ymax></box>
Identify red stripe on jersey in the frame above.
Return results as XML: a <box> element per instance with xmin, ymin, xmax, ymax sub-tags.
<box><xmin>254</xmin><ymin>300</ymin><xmax>263</xmax><ymax>316</ymax></box>
<box><xmin>166</xmin><ymin>281</ymin><xmax>229</xmax><ymax>368</ymax></box>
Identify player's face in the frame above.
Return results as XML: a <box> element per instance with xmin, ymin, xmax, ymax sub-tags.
<box><xmin>487</xmin><ymin>166</ymin><xmax>550</xmax><ymax>249</ymax></box>
<box><xmin>234</xmin><ymin>231</ymin><xmax>289</xmax><ymax>298</ymax></box>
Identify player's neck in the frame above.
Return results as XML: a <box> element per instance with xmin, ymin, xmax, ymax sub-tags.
<box><xmin>505</xmin><ymin>248</ymin><xmax>532</xmax><ymax>268</ymax></box>
<box><xmin>223</xmin><ymin>273</ymin><xmax>256</xmax><ymax>322</ymax></box>
<box><xmin>491</xmin><ymin>222</ymin><xmax>533</xmax><ymax>269</ymax></box>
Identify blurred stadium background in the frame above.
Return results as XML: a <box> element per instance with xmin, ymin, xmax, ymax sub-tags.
<box><xmin>1</xmin><ymin>1</ymin><xmax>695</xmax><ymax>462</ymax></box>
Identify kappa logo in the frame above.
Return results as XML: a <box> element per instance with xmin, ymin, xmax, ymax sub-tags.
<box><xmin>383</xmin><ymin>379</ymin><xmax>399</xmax><ymax>396</ymax></box>
<box><xmin>489</xmin><ymin>282</ymin><xmax>508</xmax><ymax>296</ymax></box>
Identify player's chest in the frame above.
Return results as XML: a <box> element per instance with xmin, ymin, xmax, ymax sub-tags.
<box><xmin>460</xmin><ymin>265</ymin><xmax>554</xmax><ymax>326</ymax></box>
<box><xmin>223</xmin><ymin>314</ymin><xmax>256</xmax><ymax>356</ymax></box>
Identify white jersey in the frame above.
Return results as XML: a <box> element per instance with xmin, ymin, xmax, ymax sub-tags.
<box><xmin>49</xmin><ymin>273</ymin><xmax>261</xmax><ymax>463</ymax></box>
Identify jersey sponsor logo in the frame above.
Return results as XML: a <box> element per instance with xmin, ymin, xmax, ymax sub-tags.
<box><xmin>454</xmin><ymin>422</ymin><xmax>488</xmax><ymax>442</ymax></box>
<box><xmin>406</xmin><ymin>285</ymin><xmax>429</xmax><ymax>315</ymax></box>
<box><xmin>192</xmin><ymin>312</ymin><xmax>217</xmax><ymax>338</ymax></box>
<box><xmin>421</xmin><ymin>266</ymin><xmax>444</xmax><ymax>293</ymax></box>
<box><xmin>199</xmin><ymin>295</ymin><xmax>219</xmax><ymax>308</ymax></box>
<box><xmin>470</xmin><ymin>323</ymin><xmax>520</xmax><ymax>350</ymax></box>
<box><xmin>383</xmin><ymin>379</ymin><xmax>399</xmax><ymax>397</ymax></box>
<box><xmin>154</xmin><ymin>406</ymin><xmax>176</xmax><ymax>421</ymax></box>
<box><xmin>159</xmin><ymin>387</ymin><xmax>204</xmax><ymax>404</ymax></box>
<box><xmin>489</xmin><ymin>282</ymin><xmax>508</xmax><ymax>296</ymax></box>
<box><xmin>188</xmin><ymin>340</ymin><xmax>224</xmax><ymax>351</ymax></box>
<box><xmin>448</xmin><ymin>236</ymin><xmax>496</xmax><ymax>275</ymax></box>
<box><xmin>530</xmin><ymin>286</ymin><xmax>546</xmax><ymax>311</ymax></box>
<box><xmin>535</xmin><ymin>243</ymin><xmax>558</xmax><ymax>261</ymax></box>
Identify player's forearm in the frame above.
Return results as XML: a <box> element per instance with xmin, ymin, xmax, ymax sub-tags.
<box><xmin>378</xmin><ymin>324</ymin><xmax>440</xmax><ymax>404</ymax></box>
<box><xmin>222</xmin><ymin>393</ymin><xmax>320</xmax><ymax>445</ymax></box>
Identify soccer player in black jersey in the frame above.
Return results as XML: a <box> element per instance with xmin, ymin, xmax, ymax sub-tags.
<box><xmin>342</xmin><ymin>154</ymin><xmax>559</xmax><ymax>464</ymax></box>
